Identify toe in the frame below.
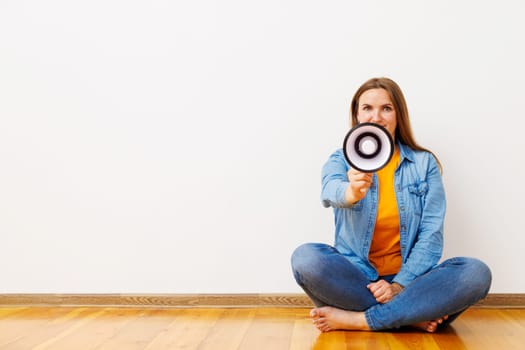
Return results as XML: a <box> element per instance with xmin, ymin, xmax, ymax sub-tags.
<box><xmin>319</xmin><ymin>324</ymin><xmax>331</xmax><ymax>332</ymax></box>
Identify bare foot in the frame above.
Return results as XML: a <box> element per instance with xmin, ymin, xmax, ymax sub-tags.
<box><xmin>310</xmin><ymin>306</ymin><xmax>370</xmax><ymax>332</ymax></box>
<box><xmin>412</xmin><ymin>315</ymin><xmax>449</xmax><ymax>333</ymax></box>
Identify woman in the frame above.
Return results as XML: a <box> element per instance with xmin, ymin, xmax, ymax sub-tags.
<box><xmin>291</xmin><ymin>77</ymin><xmax>492</xmax><ymax>332</ymax></box>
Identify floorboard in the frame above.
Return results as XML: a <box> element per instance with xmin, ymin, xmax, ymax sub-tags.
<box><xmin>0</xmin><ymin>307</ymin><xmax>523</xmax><ymax>349</ymax></box>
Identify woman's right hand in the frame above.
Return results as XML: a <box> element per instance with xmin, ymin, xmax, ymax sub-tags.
<box><xmin>345</xmin><ymin>168</ymin><xmax>373</xmax><ymax>204</ymax></box>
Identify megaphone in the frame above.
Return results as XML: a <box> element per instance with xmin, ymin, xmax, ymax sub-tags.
<box><xmin>343</xmin><ymin>122</ymin><xmax>394</xmax><ymax>173</ymax></box>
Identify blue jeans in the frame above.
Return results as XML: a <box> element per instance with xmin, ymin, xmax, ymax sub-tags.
<box><xmin>291</xmin><ymin>243</ymin><xmax>492</xmax><ymax>331</ymax></box>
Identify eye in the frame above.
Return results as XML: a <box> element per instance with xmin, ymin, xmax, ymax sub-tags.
<box><xmin>362</xmin><ymin>105</ymin><xmax>371</xmax><ymax>111</ymax></box>
<box><xmin>383</xmin><ymin>106</ymin><xmax>393</xmax><ymax>112</ymax></box>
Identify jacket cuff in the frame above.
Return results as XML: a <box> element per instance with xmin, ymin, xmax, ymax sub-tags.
<box><xmin>393</xmin><ymin>269</ymin><xmax>417</xmax><ymax>287</ymax></box>
<box><xmin>335</xmin><ymin>182</ymin><xmax>349</xmax><ymax>207</ymax></box>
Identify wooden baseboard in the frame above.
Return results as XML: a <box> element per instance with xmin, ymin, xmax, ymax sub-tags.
<box><xmin>475</xmin><ymin>294</ymin><xmax>525</xmax><ymax>308</ymax></box>
<box><xmin>0</xmin><ymin>293</ymin><xmax>523</xmax><ymax>309</ymax></box>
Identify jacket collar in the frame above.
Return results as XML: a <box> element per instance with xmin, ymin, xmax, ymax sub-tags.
<box><xmin>397</xmin><ymin>142</ymin><xmax>415</xmax><ymax>164</ymax></box>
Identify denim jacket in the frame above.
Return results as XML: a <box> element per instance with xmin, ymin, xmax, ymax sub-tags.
<box><xmin>321</xmin><ymin>142</ymin><xmax>445</xmax><ymax>287</ymax></box>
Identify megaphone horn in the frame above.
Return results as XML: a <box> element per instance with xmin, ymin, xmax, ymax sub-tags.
<box><xmin>343</xmin><ymin>122</ymin><xmax>394</xmax><ymax>173</ymax></box>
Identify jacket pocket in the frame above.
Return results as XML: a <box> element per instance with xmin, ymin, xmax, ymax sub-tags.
<box><xmin>407</xmin><ymin>181</ymin><xmax>428</xmax><ymax>215</ymax></box>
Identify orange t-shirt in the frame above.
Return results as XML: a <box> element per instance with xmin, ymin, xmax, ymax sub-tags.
<box><xmin>369</xmin><ymin>148</ymin><xmax>402</xmax><ymax>276</ymax></box>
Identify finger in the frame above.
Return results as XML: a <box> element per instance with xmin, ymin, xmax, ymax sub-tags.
<box><xmin>372</xmin><ymin>284</ymin><xmax>385</xmax><ymax>295</ymax></box>
<box><xmin>376</xmin><ymin>289</ymin><xmax>389</xmax><ymax>300</ymax></box>
<box><xmin>348</xmin><ymin>170</ymin><xmax>373</xmax><ymax>182</ymax></box>
<box><xmin>367</xmin><ymin>282</ymin><xmax>378</xmax><ymax>293</ymax></box>
<box><xmin>353</xmin><ymin>180</ymin><xmax>371</xmax><ymax>188</ymax></box>
<box><xmin>368</xmin><ymin>280</ymin><xmax>386</xmax><ymax>291</ymax></box>
<box><xmin>368</xmin><ymin>280</ymin><xmax>385</xmax><ymax>293</ymax></box>
<box><xmin>352</xmin><ymin>182</ymin><xmax>371</xmax><ymax>195</ymax></box>
<box><xmin>373</xmin><ymin>286</ymin><xmax>393</xmax><ymax>301</ymax></box>
<box><xmin>348</xmin><ymin>168</ymin><xmax>367</xmax><ymax>175</ymax></box>
<box><xmin>376</xmin><ymin>294</ymin><xmax>389</xmax><ymax>303</ymax></box>
<box><xmin>350</xmin><ymin>173</ymin><xmax>373</xmax><ymax>183</ymax></box>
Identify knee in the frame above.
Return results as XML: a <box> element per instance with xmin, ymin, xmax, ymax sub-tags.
<box><xmin>291</xmin><ymin>243</ymin><xmax>320</xmax><ymax>275</ymax></box>
<box><xmin>291</xmin><ymin>243</ymin><xmax>329</xmax><ymax>285</ymax></box>
<box><xmin>457</xmin><ymin>257</ymin><xmax>492</xmax><ymax>298</ymax></box>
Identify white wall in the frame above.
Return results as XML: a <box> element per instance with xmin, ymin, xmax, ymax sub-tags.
<box><xmin>0</xmin><ymin>0</ymin><xmax>523</xmax><ymax>294</ymax></box>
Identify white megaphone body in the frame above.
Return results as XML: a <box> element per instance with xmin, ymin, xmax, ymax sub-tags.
<box><xmin>343</xmin><ymin>122</ymin><xmax>394</xmax><ymax>173</ymax></box>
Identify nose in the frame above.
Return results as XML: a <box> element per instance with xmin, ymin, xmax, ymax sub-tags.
<box><xmin>370</xmin><ymin>109</ymin><xmax>382</xmax><ymax>122</ymax></box>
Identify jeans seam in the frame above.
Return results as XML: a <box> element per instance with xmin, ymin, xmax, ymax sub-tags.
<box><xmin>364</xmin><ymin>309</ymin><xmax>377</xmax><ymax>330</ymax></box>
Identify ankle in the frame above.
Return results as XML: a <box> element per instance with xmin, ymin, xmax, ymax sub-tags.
<box><xmin>354</xmin><ymin>312</ymin><xmax>371</xmax><ymax>330</ymax></box>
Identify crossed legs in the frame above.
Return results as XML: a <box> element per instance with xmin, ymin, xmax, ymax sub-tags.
<box><xmin>291</xmin><ymin>243</ymin><xmax>492</xmax><ymax>332</ymax></box>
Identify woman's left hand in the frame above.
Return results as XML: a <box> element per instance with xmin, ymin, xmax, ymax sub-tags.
<box><xmin>367</xmin><ymin>280</ymin><xmax>404</xmax><ymax>304</ymax></box>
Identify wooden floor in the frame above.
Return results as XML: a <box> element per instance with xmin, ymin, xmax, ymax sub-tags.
<box><xmin>0</xmin><ymin>307</ymin><xmax>524</xmax><ymax>349</ymax></box>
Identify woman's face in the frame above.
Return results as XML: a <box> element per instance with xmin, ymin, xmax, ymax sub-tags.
<box><xmin>356</xmin><ymin>88</ymin><xmax>397</xmax><ymax>139</ymax></box>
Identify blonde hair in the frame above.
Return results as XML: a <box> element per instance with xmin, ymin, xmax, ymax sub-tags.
<box><xmin>350</xmin><ymin>77</ymin><xmax>442</xmax><ymax>172</ymax></box>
